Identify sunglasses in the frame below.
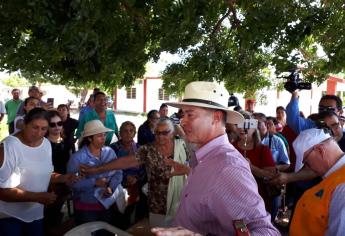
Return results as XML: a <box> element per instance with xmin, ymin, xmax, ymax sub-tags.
<box><xmin>49</xmin><ymin>121</ymin><xmax>63</xmax><ymax>128</ymax></box>
<box><xmin>155</xmin><ymin>130</ymin><xmax>171</xmax><ymax>136</ymax></box>
<box><xmin>318</xmin><ymin>106</ymin><xmax>337</xmax><ymax>113</ymax></box>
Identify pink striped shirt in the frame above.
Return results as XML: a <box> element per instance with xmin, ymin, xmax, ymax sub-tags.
<box><xmin>173</xmin><ymin>134</ymin><xmax>280</xmax><ymax>236</ymax></box>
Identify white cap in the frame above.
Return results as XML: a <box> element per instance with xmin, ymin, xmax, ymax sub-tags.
<box><xmin>293</xmin><ymin>128</ymin><xmax>331</xmax><ymax>172</ymax></box>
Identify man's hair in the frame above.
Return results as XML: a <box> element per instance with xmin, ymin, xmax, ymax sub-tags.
<box><xmin>159</xmin><ymin>103</ymin><xmax>168</xmax><ymax>110</ymax></box>
<box><xmin>147</xmin><ymin>109</ymin><xmax>158</xmax><ymax>119</ymax></box>
<box><xmin>12</xmin><ymin>88</ymin><xmax>20</xmax><ymax>93</ymax></box>
<box><xmin>93</xmin><ymin>91</ymin><xmax>106</xmax><ymax>101</ymax></box>
<box><xmin>320</xmin><ymin>95</ymin><xmax>343</xmax><ymax>110</ymax></box>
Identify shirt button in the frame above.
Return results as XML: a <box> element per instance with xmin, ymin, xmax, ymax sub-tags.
<box><xmin>185</xmin><ymin>194</ymin><xmax>188</xmax><ymax>197</ymax></box>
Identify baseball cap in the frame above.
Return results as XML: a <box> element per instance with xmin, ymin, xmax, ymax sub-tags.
<box><xmin>293</xmin><ymin>128</ymin><xmax>331</xmax><ymax>172</ymax></box>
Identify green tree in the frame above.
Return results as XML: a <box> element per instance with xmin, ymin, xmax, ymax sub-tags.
<box><xmin>0</xmin><ymin>1</ymin><xmax>344</xmax><ymax>94</ymax></box>
<box><xmin>1</xmin><ymin>74</ymin><xmax>30</xmax><ymax>88</ymax></box>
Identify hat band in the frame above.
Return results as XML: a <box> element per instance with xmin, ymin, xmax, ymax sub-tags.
<box><xmin>182</xmin><ymin>98</ymin><xmax>226</xmax><ymax>109</ymax></box>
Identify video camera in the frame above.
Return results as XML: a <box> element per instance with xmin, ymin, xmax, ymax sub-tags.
<box><xmin>228</xmin><ymin>94</ymin><xmax>239</xmax><ymax>107</ymax></box>
<box><xmin>283</xmin><ymin>69</ymin><xmax>312</xmax><ymax>93</ymax></box>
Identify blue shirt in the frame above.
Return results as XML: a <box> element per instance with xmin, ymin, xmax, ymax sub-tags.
<box><xmin>110</xmin><ymin>140</ymin><xmax>146</xmax><ymax>187</ymax></box>
<box><xmin>76</xmin><ymin>109</ymin><xmax>118</xmax><ymax>145</ymax></box>
<box><xmin>67</xmin><ymin>145</ymin><xmax>122</xmax><ymax>204</ymax></box>
<box><xmin>261</xmin><ymin>134</ymin><xmax>290</xmax><ymax>165</ymax></box>
<box><xmin>286</xmin><ymin>97</ymin><xmax>316</xmax><ymax>134</ymax></box>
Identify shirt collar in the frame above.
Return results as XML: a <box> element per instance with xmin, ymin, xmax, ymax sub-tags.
<box><xmin>195</xmin><ymin>134</ymin><xmax>228</xmax><ymax>163</ymax></box>
<box><xmin>324</xmin><ymin>155</ymin><xmax>345</xmax><ymax>178</ymax></box>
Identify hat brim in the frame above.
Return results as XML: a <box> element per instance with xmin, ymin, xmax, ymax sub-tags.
<box><xmin>166</xmin><ymin>101</ymin><xmax>244</xmax><ymax>124</ymax></box>
<box><xmin>79</xmin><ymin>127</ymin><xmax>114</xmax><ymax>143</ymax></box>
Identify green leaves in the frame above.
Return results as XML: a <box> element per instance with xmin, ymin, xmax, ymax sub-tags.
<box><xmin>0</xmin><ymin>0</ymin><xmax>344</xmax><ymax>94</ymax></box>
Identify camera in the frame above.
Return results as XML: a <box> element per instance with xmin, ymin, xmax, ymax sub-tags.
<box><xmin>283</xmin><ymin>69</ymin><xmax>312</xmax><ymax>93</ymax></box>
<box><xmin>238</xmin><ymin>119</ymin><xmax>258</xmax><ymax>130</ymax></box>
<box><xmin>228</xmin><ymin>94</ymin><xmax>239</xmax><ymax>107</ymax></box>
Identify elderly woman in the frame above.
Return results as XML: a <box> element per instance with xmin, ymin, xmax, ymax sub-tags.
<box><xmin>81</xmin><ymin>118</ymin><xmax>190</xmax><ymax>227</ymax></box>
<box><xmin>0</xmin><ymin>108</ymin><xmax>76</xmax><ymax>236</ymax></box>
<box><xmin>67</xmin><ymin>120</ymin><xmax>123</xmax><ymax>225</ymax></box>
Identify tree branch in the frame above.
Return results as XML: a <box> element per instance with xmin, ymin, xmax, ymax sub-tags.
<box><xmin>212</xmin><ymin>8</ymin><xmax>231</xmax><ymax>35</ymax></box>
<box><xmin>211</xmin><ymin>0</ymin><xmax>240</xmax><ymax>35</ymax></box>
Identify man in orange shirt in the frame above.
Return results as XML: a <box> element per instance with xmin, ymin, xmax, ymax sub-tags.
<box><xmin>290</xmin><ymin>128</ymin><xmax>345</xmax><ymax>236</ymax></box>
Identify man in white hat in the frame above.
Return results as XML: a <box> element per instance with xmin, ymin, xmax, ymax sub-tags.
<box><xmin>290</xmin><ymin>128</ymin><xmax>345</xmax><ymax>236</ymax></box>
<box><xmin>152</xmin><ymin>82</ymin><xmax>279</xmax><ymax>235</ymax></box>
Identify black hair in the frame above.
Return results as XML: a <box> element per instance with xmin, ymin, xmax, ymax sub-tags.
<box><xmin>253</xmin><ymin>112</ymin><xmax>266</xmax><ymax>121</ymax></box>
<box><xmin>147</xmin><ymin>109</ymin><xmax>159</xmax><ymax>119</ymax></box>
<box><xmin>320</xmin><ymin>95</ymin><xmax>343</xmax><ymax>110</ymax></box>
<box><xmin>276</xmin><ymin>106</ymin><xmax>286</xmax><ymax>112</ymax></box>
<box><xmin>120</xmin><ymin>121</ymin><xmax>136</xmax><ymax>133</ymax></box>
<box><xmin>159</xmin><ymin>103</ymin><xmax>168</xmax><ymax>110</ymax></box>
<box><xmin>57</xmin><ymin>104</ymin><xmax>69</xmax><ymax>112</ymax></box>
<box><xmin>93</xmin><ymin>92</ymin><xmax>106</xmax><ymax>101</ymax></box>
<box><xmin>47</xmin><ymin>110</ymin><xmax>62</xmax><ymax>121</ymax></box>
<box><xmin>234</xmin><ymin>105</ymin><xmax>242</xmax><ymax>112</ymax></box>
<box><xmin>318</xmin><ymin>110</ymin><xmax>338</xmax><ymax>120</ymax></box>
<box><xmin>266</xmin><ymin>116</ymin><xmax>279</xmax><ymax>125</ymax></box>
<box><xmin>79</xmin><ymin>137</ymin><xmax>91</xmax><ymax>149</ymax></box>
<box><xmin>24</xmin><ymin>96</ymin><xmax>39</xmax><ymax>106</ymax></box>
<box><xmin>24</xmin><ymin>107</ymin><xmax>49</xmax><ymax>125</ymax></box>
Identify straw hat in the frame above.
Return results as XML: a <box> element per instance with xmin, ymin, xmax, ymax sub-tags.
<box><xmin>80</xmin><ymin>120</ymin><xmax>113</xmax><ymax>142</ymax></box>
<box><xmin>166</xmin><ymin>81</ymin><xmax>244</xmax><ymax>124</ymax></box>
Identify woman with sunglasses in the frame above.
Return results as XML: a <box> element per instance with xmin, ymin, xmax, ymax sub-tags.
<box><xmin>81</xmin><ymin>118</ymin><xmax>190</xmax><ymax>228</ymax></box>
<box><xmin>44</xmin><ymin>110</ymin><xmax>73</xmax><ymax>230</ymax></box>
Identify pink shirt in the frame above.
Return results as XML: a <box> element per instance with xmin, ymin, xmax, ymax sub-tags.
<box><xmin>173</xmin><ymin>134</ymin><xmax>280</xmax><ymax>236</ymax></box>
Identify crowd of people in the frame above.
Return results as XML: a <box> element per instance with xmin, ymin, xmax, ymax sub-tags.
<box><xmin>0</xmin><ymin>82</ymin><xmax>345</xmax><ymax>236</ymax></box>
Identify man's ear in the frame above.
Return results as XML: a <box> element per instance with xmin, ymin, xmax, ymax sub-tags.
<box><xmin>213</xmin><ymin>110</ymin><xmax>224</xmax><ymax>123</ymax></box>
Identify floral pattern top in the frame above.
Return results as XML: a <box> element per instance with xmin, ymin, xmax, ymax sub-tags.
<box><xmin>136</xmin><ymin>139</ymin><xmax>189</xmax><ymax>214</ymax></box>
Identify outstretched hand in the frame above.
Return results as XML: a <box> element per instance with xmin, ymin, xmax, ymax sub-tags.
<box><xmin>79</xmin><ymin>164</ymin><xmax>98</xmax><ymax>176</ymax></box>
<box><xmin>164</xmin><ymin>159</ymin><xmax>190</xmax><ymax>177</ymax></box>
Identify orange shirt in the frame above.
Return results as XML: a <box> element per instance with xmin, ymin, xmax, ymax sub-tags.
<box><xmin>290</xmin><ymin>164</ymin><xmax>345</xmax><ymax>236</ymax></box>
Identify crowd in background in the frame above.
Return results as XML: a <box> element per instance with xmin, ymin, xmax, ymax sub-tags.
<box><xmin>1</xmin><ymin>84</ymin><xmax>345</xmax><ymax>235</ymax></box>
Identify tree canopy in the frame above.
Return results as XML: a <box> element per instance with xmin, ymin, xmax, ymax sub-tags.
<box><xmin>0</xmin><ymin>0</ymin><xmax>345</xmax><ymax>95</ymax></box>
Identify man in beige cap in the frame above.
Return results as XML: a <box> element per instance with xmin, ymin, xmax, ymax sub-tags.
<box><xmin>290</xmin><ymin>128</ymin><xmax>345</xmax><ymax>236</ymax></box>
<box><xmin>152</xmin><ymin>81</ymin><xmax>279</xmax><ymax>235</ymax></box>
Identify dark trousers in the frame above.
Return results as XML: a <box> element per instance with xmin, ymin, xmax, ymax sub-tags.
<box><xmin>0</xmin><ymin>217</ymin><xmax>44</xmax><ymax>236</ymax></box>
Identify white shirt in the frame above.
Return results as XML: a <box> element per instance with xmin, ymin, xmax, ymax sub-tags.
<box><xmin>0</xmin><ymin>135</ymin><xmax>53</xmax><ymax>222</ymax></box>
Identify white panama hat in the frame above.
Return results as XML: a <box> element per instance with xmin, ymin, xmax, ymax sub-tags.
<box><xmin>80</xmin><ymin>120</ymin><xmax>113</xmax><ymax>142</ymax></box>
<box><xmin>166</xmin><ymin>81</ymin><xmax>244</xmax><ymax>124</ymax></box>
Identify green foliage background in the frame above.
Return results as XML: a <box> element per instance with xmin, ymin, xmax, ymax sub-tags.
<box><xmin>0</xmin><ymin>1</ymin><xmax>345</xmax><ymax>95</ymax></box>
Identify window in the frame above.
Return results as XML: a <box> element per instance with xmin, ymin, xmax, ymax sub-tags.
<box><xmin>126</xmin><ymin>87</ymin><xmax>136</xmax><ymax>99</ymax></box>
<box><xmin>158</xmin><ymin>88</ymin><xmax>169</xmax><ymax>101</ymax></box>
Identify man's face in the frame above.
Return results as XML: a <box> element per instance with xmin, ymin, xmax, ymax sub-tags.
<box><xmin>303</xmin><ymin>140</ymin><xmax>332</xmax><ymax>176</ymax></box>
<box><xmin>323</xmin><ymin>115</ymin><xmax>343</xmax><ymax>141</ymax></box>
<box><xmin>94</xmin><ymin>94</ymin><xmax>107</xmax><ymax>111</ymax></box>
<box><xmin>12</xmin><ymin>90</ymin><xmax>20</xmax><ymax>100</ymax></box>
<box><xmin>28</xmin><ymin>89</ymin><xmax>40</xmax><ymax>99</ymax></box>
<box><xmin>319</xmin><ymin>99</ymin><xmax>341</xmax><ymax>116</ymax></box>
<box><xmin>180</xmin><ymin>106</ymin><xmax>215</xmax><ymax>146</ymax></box>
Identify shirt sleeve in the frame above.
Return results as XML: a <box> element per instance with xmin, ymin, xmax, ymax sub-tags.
<box><xmin>75</xmin><ymin>114</ymin><xmax>86</xmax><ymax>138</ymax></box>
<box><xmin>210</xmin><ymin>165</ymin><xmax>280</xmax><ymax>236</ymax></box>
<box><xmin>103</xmin><ymin>148</ymin><xmax>123</xmax><ymax>190</ymax></box>
<box><xmin>286</xmin><ymin>97</ymin><xmax>316</xmax><ymax>134</ymax></box>
<box><xmin>326</xmin><ymin>184</ymin><xmax>345</xmax><ymax>236</ymax></box>
<box><xmin>0</xmin><ymin>142</ymin><xmax>18</xmax><ymax>187</ymax></box>
<box><xmin>67</xmin><ymin>152</ymin><xmax>96</xmax><ymax>190</ymax></box>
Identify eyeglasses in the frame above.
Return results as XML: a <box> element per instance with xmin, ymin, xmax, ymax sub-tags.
<box><xmin>49</xmin><ymin>121</ymin><xmax>63</xmax><ymax>128</ymax></box>
<box><xmin>155</xmin><ymin>130</ymin><xmax>171</xmax><ymax>136</ymax></box>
